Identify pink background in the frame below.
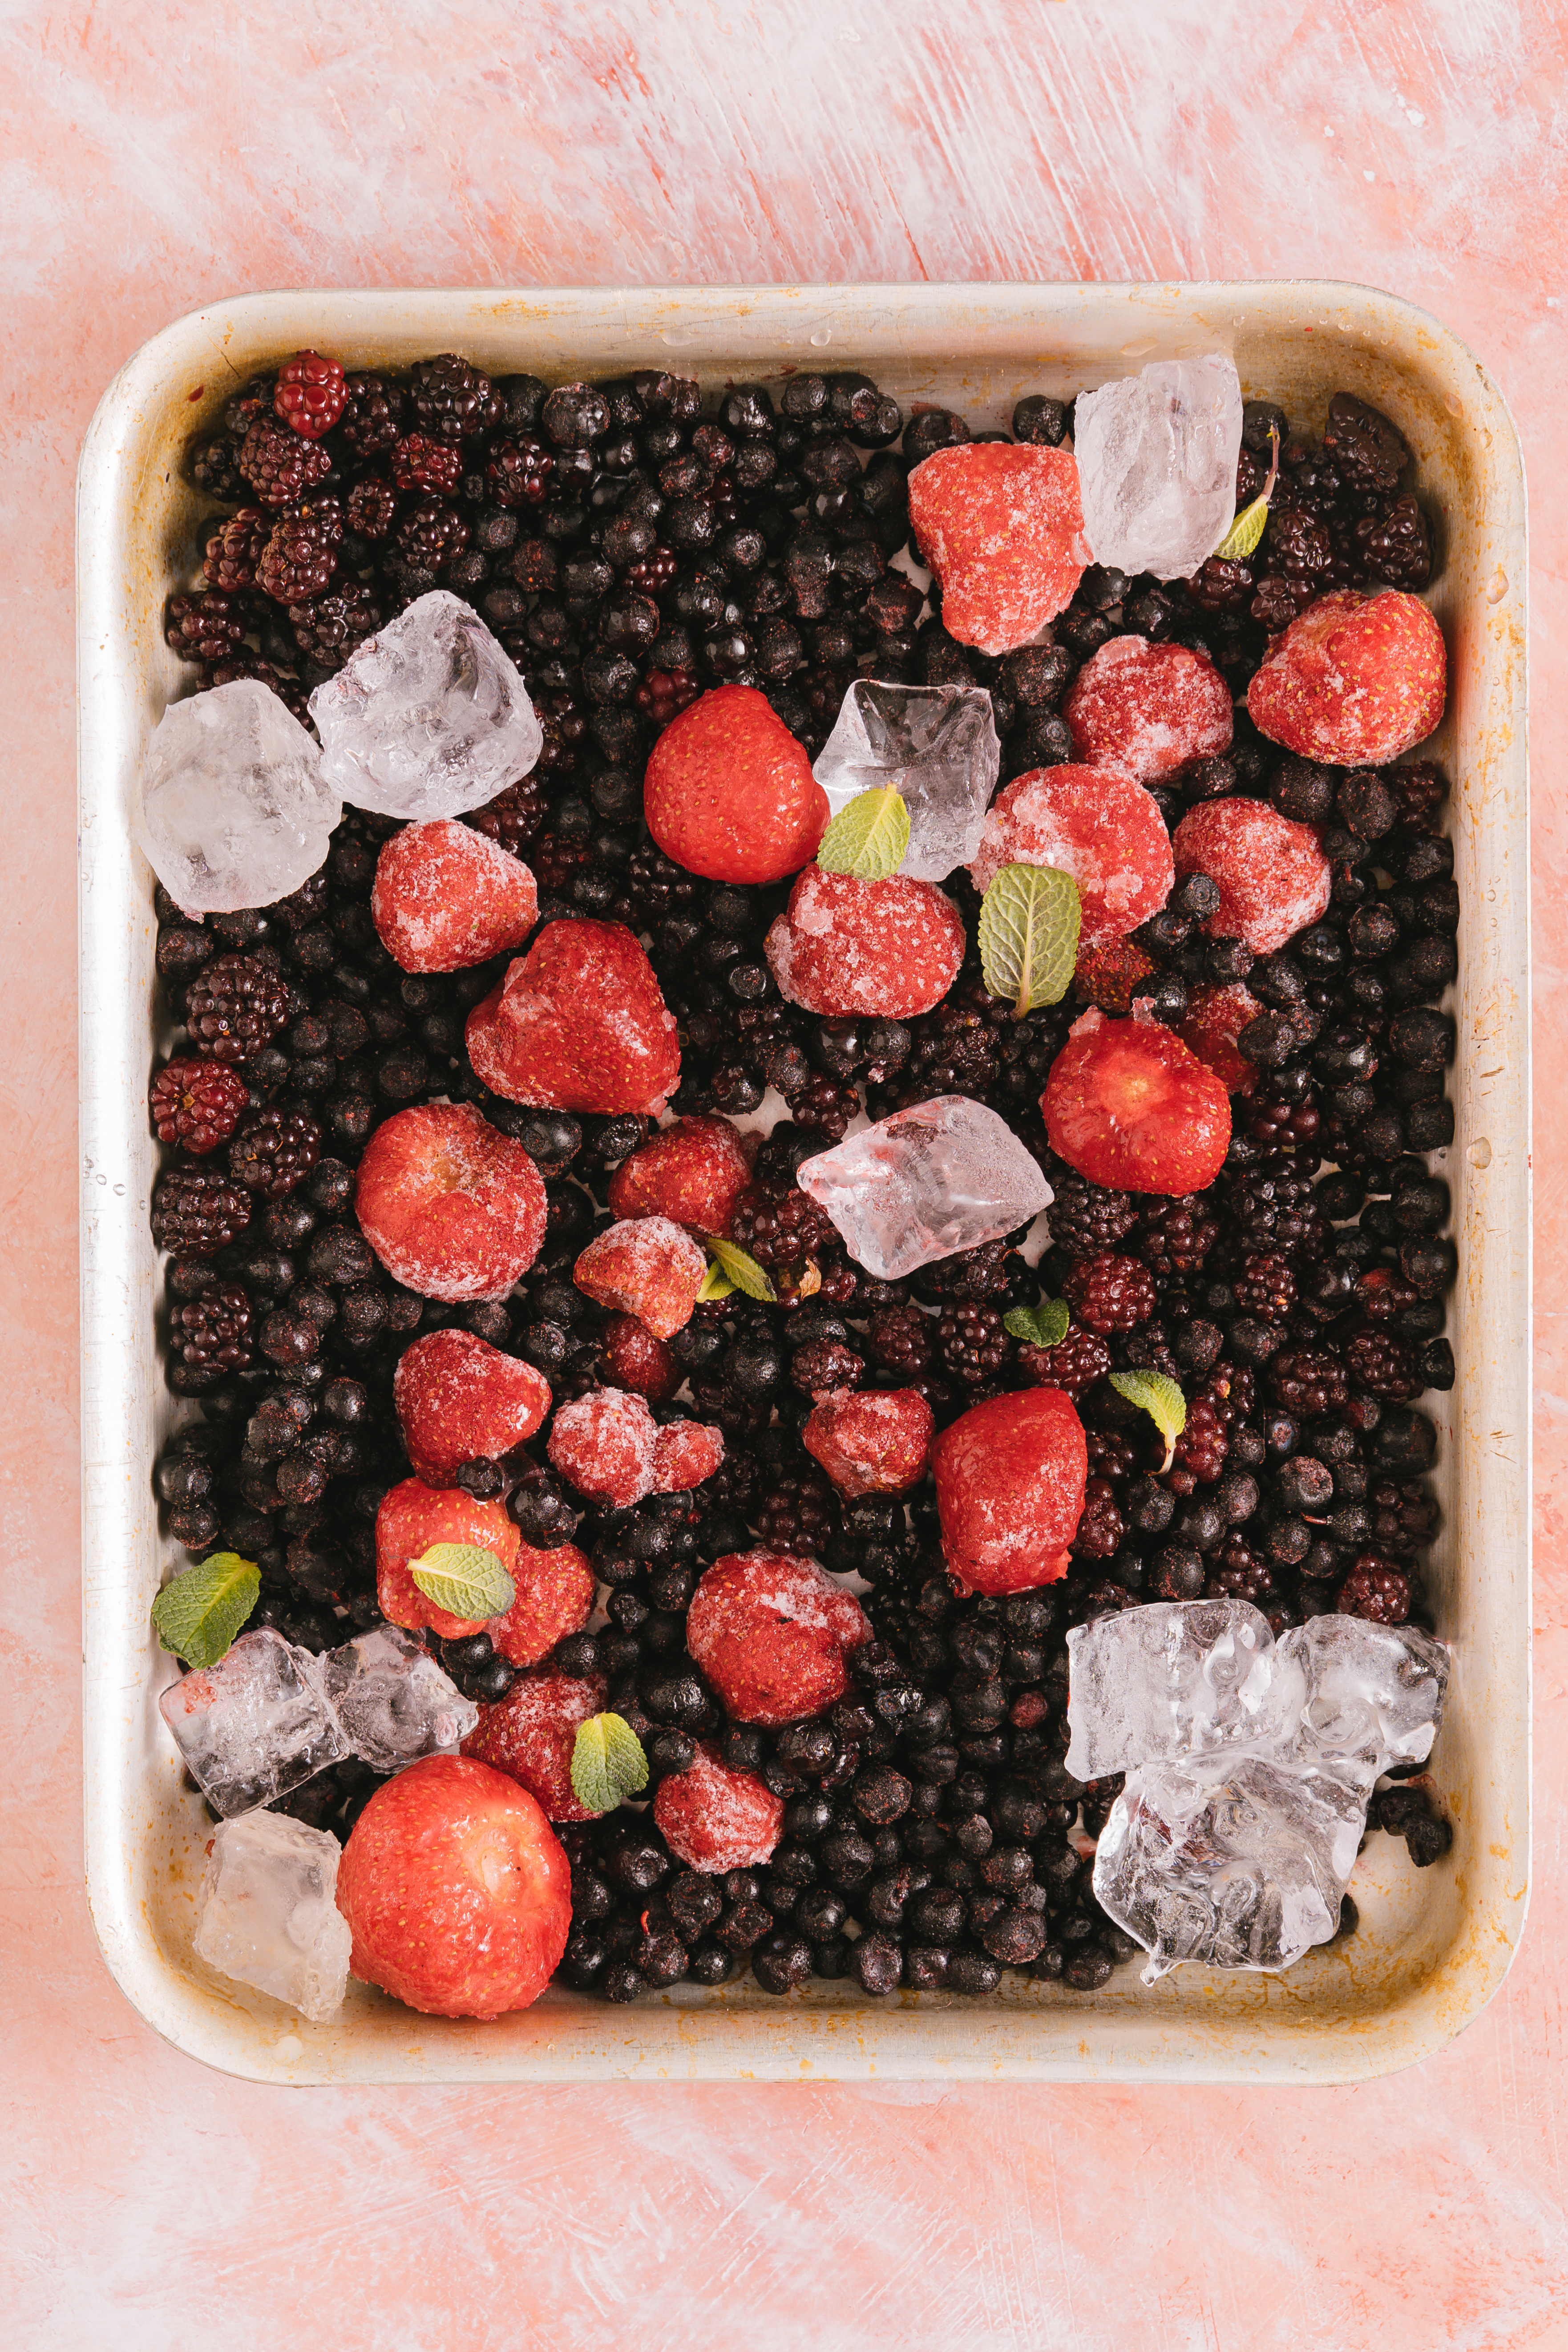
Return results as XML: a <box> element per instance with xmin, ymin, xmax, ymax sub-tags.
<box><xmin>4</xmin><ymin>3</ymin><xmax>1563</xmax><ymax>2344</ymax></box>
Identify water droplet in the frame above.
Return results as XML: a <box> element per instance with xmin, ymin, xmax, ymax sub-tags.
<box><xmin>1445</xmin><ymin>392</ymin><xmax>1464</xmax><ymax>418</ymax></box>
<box><xmin>1487</xmin><ymin>568</ymin><xmax>1508</xmax><ymax>604</ymax></box>
<box><xmin>1467</xmin><ymin>1137</ymin><xmax>1492</xmax><ymax>1168</ymax></box>
<box><xmin>809</xmin><ymin>328</ymin><xmax>832</xmax><ymax>349</ymax></box>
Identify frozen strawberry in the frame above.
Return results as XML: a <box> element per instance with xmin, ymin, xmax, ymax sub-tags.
<box><xmin>376</xmin><ymin>1477</ymin><xmax>522</xmax><ymax>1641</ymax></box>
<box><xmin>1063</xmin><ymin>635</ymin><xmax>1233</xmax><ymax>781</ymax></box>
<box><xmin>600</xmin><ymin>1311</ymin><xmax>681</xmax><ymax>1401</ymax></box>
<box><xmin>465</xmin><ymin>919</ymin><xmax>680</xmax><ymax>1116</ymax></box>
<box><xmin>370</xmin><ymin>819</ymin><xmax>537</xmax><ymax>972</ymax></box>
<box><xmin>607</xmin><ymin>1115</ymin><xmax>754</xmax><ymax>1236</ymax></box>
<box><xmin>653</xmin><ymin>1742</ymin><xmax>785</xmax><ymax>1873</ymax></box>
<box><xmin>802</xmin><ymin>1387</ymin><xmax>934</xmax><ymax>1499</ymax></box>
<box><xmin>546</xmin><ymin>1386</ymin><xmax>659</xmax><ymax>1506</ymax></box>
<box><xmin>355</xmin><ymin>1101</ymin><xmax>546</xmax><ymax>1302</ymax></box>
<box><xmin>1247</xmin><ymin>588</ymin><xmax>1446</xmax><ymax>764</ymax></box>
<box><xmin>393</xmin><ymin>1327</ymin><xmax>551</xmax><ymax>1483</ymax></box>
<box><xmin>1172</xmin><ymin>799</ymin><xmax>1331</xmax><ymax>955</ymax></box>
<box><xmin>1180</xmin><ymin>982</ymin><xmax>1265</xmax><ymax>1096</ymax></box>
<box><xmin>967</xmin><ymin>763</ymin><xmax>1174</xmax><ymax>945</ymax></box>
<box><xmin>764</xmin><ymin>866</ymin><xmax>965</xmax><ymax>1019</ymax></box>
<box><xmin>573</xmin><ymin>1215</ymin><xmax>707</xmax><ymax>1340</ymax></box>
<box><xmin>643</xmin><ymin>684</ymin><xmax>828</xmax><ymax>882</ymax></box>
<box><xmin>337</xmin><ymin>1754</ymin><xmax>569</xmax><ymax>2017</ymax></box>
<box><xmin>686</xmin><ymin>1550</ymin><xmax>872</xmax><ymax>1725</ymax></box>
<box><xmin>1074</xmin><ymin>934</ymin><xmax>1156</xmax><ymax>1015</ymax></box>
<box><xmin>932</xmin><ymin>1388</ymin><xmax>1087</xmax><ymax>1594</ymax></box>
<box><xmin>651</xmin><ymin>1418</ymin><xmax>725</xmax><ymax>1493</ymax></box>
<box><xmin>489</xmin><ymin>1539</ymin><xmax>596</xmax><ymax>1668</ymax></box>
<box><xmin>907</xmin><ymin>444</ymin><xmax>1087</xmax><ymax>655</ymax></box>
<box><xmin>462</xmin><ymin>1672</ymin><xmax>608</xmax><ymax>1823</ymax></box>
<box><xmin>1042</xmin><ymin>1006</ymin><xmax>1232</xmax><ymax>1194</ymax></box>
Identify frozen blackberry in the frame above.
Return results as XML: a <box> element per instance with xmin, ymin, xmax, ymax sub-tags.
<box><xmin>1233</xmin><ymin>1253</ymin><xmax>1296</xmax><ymax>1322</ymax></box>
<box><xmin>337</xmin><ymin>373</ymin><xmax>406</xmax><ymax>459</ymax></box>
<box><xmin>1047</xmin><ymin>1170</ymin><xmax>1137</xmax><ymax>1259</ymax></box>
<box><xmin>938</xmin><ymin>1304</ymin><xmax>1009</xmax><ymax>1386</ymax></box>
<box><xmin>388</xmin><ymin>495</ymin><xmax>471</xmax><ymax>577</ymax></box>
<box><xmin>1133</xmin><ymin>1196</ymin><xmax>1218</xmax><ymax>1279</ymax></box>
<box><xmin>165</xmin><ymin>590</ymin><xmax>251</xmax><ymax>664</ymax></box>
<box><xmin>150</xmin><ymin>1056</ymin><xmax>250</xmax><ymax>1153</ymax></box>
<box><xmin>1322</xmin><ymin>392</ymin><xmax>1410</xmax><ymax>494</ymax></box>
<box><xmin>1016</xmin><ymin>1327</ymin><xmax>1110</xmax><ymax>1400</ymax></box>
<box><xmin>1062</xmin><ymin>1254</ymin><xmax>1156</xmax><ymax>1335</ymax></box>
<box><xmin>391</xmin><ymin>433</ymin><xmax>464</xmax><ymax>496</ymax></box>
<box><xmin>346</xmin><ymin>476</ymin><xmax>399</xmax><ymax>541</ymax></box>
<box><xmin>755</xmin><ymin>1466</ymin><xmax>838</xmax><ymax>1555</ymax></box>
<box><xmin>1225</xmin><ymin>1156</ymin><xmax>1327</xmax><ymax>1261</ymax></box>
<box><xmin>185</xmin><ymin>954</ymin><xmax>292</xmax><ymax>1065</ymax></box>
<box><xmin>486</xmin><ymin>437</ymin><xmax>554</xmax><ymax>507</ymax></box>
<box><xmin>171</xmin><ymin>1281</ymin><xmax>255</xmax><ymax>1371</ymax></box>
<box><xmin>290</xmin><ymin>583</ymin><xmax>383</xmax><ymax>671</ymax></box>
<box><xmin>202</xmin><ymin>508</ymin><xmax>271</xmax><ymax>593</ymax></box>
<box><xmin>257</xmin><ymin>503</ymin><xmax>341</xmax><ymax>604</ymax></box>
<box><xmin>867</xmin><ymin>1304</ymin><xmax>934</xmax><ymax>1378</ymax></box>
<box><xmin>229</xmin><ymin>1106</ymin><xmax>323</xmax><ymax>1200</ymax></box>
<box><xmin>1269</xmin><ymin>1348</ymin><xmax>1350</xmax><ymax>1417</ymax></box>
<box><xmin>1336</xmin><ymin>1554</ymin><xmax>1413</xmax><ymax>1624</ymax></box>
<box><xmin>151</xmin><ymin>1165</ymin><xmax>253</xmax><ymax>1257</ymax></box>
<box><xmin>238</xmin><ymin>415</ymin><xmax>333</xmax><ymax>508</ymax></box>
<box><xmin>466</xmin><ymin>775</ymin><xmax>549</xmax><ymax>858</ymax></box>
<box><xmin>409</xmin><ymin>352</ymin><xmax>494</xmax><ymax>443</ymax></box>
<box><xmin>1347</xmin><ymin>1329</ymin><xmax>1422</xmax><ymax>1401</ymax></box>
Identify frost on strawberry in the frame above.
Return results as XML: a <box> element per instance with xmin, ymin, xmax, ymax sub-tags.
<box><xmin>606</xmin><ymin>1114</ymin><xmax>754</xmax><ymax>1236</ymax></box>
<box><xmin>907</xmin><ymin>444</ymin><xmax>1087</xmax><ymax>654</ymax></box>
<box><xmin>653</xmin><ymin>1743</ymin><xmax>785</xmax><ymax>1872</ymax></box>
<box><xmin>355</xmin><ymin>1100</ymin><xmax>546</xmax><ymax>1303</ymax></box>
<box><xmin>1247</xmin><ymin>588</ymin><xmax>1446</xmax><ymax>765</ymax></box>
<box><xmin>968</xmin><ymin>763</ymin><xmax>1173</xmax><ymax>945</ymax></box>
<box><xmin>643</xmin><ymin>683</ymin><xmax>828</xmax><ymax>882</ymax></box>
<box><xmin>686</xmin><ymin>1551</ymin><xmax>872</xmax><ymax>1725</ymax></box>
<box><xmin>371</xmin><ymin>818</ymin><xmax>537</xmax><ymax>972</ymax></box>
<box><xmin>1173</xmin><ymin>798</ymin><xmax>1332</xmax><ymax>956</ymax></box>
<box><xmin>1063</xmin><ymin>634</ymin><xmax>1233</xmax><ymax>781</ymax></box>
<box><xmin>393</xmin><ymin>1327</ymin><xmax>551</xmax><ymax>1484</ymax></box>
<box><xmin>932</xmin><ymin>1388</ymin><xmax>1088</xmax><ymax>1594</ymax></box>
<box><xmin>376</xmin><ymin>1478</ymin><xmax>521</xmax><ymax>1641</ymax></box>
<box><xmin>765</xmin><ymin>866</ymin><xmax>966</xmax><ymax>1019</ymax></box>
<box><xmin>465</xmin><ymin>918</ymin><xmax>680</xmax><ymax>1115</ymax></box>
<box><xmin>462</xmin><ymin>1673</ymin><xmax>609</xmax><ymax>1823</ymax></box>
<box><xmin>802</xmin><ymin>1387</ymin><xmax>934</xmax><ymax>1499</ymax></box>
<box><xmin>573</xmin><ymin>1215</ymin><xmax>708</xmax><ymax>1340</ymax></box>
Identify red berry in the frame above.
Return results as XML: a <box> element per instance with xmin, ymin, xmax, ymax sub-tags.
<box><xmin>149</xmin><ymin>1055</ymin><xmax>250</xmax><ymax>1153</ymax></box>
<box><xmin>354</xmin><ymin>1101</ymin><xmax>547</xmax><ymax>1302</ymax></box>
<box><xmin>653</xmin><ymin>1742</ymin><xmax>785</xmax><ymax>1872</ymax></box>
<box><xmin>685</xmin><ymin>1551</ymin><xmax>872</xmax><ymax>1725</ymax></box>
<box><xmin>371</xmin><ymin>820</ymin><xmax>537</xmax><ymax>973</ymax></box>
<box><xmin>1061</xmin><ymin>1251</ymin><xmax>1157</xmax><ymax>1334</ymax></box>
<box><xmin>489</xmin><ymin>1540</ymin><xmax>596</xmax><ymax>1668</ymax></box>
<box><xmin>643</xmin><ymin>684</ymin><xmax>828</xmax><ymax>883</ymax></box>
<box><xmin>801</xmin><ymin>1386</ymin><xmax>934</xmax><ymax>1498</ymax></box>
<box><xmin>1073</xmin><ymin>935</ymin><xmax>1157</xmax><ymax>1016</ymax></box>
<box><xmin>606</xmin><ymin>1114</ymin><xmax>754</xmax><ymax>1236</ymax></box>
<box><xmin>765</xmin><ymin>867</ymin><xmax>965</xmax><ymax>1019</ymax></box>
<box><xmin>336</xmin><ymin>1754</ymin><xmax>570</xmax><ymax>2017</ymax></box>
<box><xmin>931</xmin><ymin>1388</ymin><xmax>1088</xmax><ymax>1594</ymax></box>
<box><xmin>1173</xmin><ymin>799</ymin><xmax>1331</xmax><ymax>956</ymax></box>
<box><xmin>599</xmin><ymin>1311</ymin><xmax>681</xmax><ymax>1401</ymax></box>
<box><xmin>1043</xmin><ymin>1007</ymin><xmax>1232</xmax><ymax>1194</ymax></box>
<box><xmin>1063</xmin><ymin>635</ymin><xmax>1233</xmax><ymax>781</ymax></box>
<box><xmin>463</xmin><ymin>1673</ymin><xmax>608</xmax><ymax>1822</ymax></box>
<box><xmin>376</xmin><ymin>1478</ymin><xmax>521</xmax><ymax>1641</ymax></box>
<box><xmin>1179</xmin><ymin>982</ymin><xmax>1264</xmax><ymax>1096</ymax></box>
<box><xmin>1247</xmin><ymin>589</ymin><xmax>1446</xmax><ymax>764</ymax></box>
<box><xmin>650</xmin><ymin>1420</ymin><xmax>726</xmax><ymax>1493</ymax></box>
<box><xmin>573</xmin><ymin>1216</ymin><xmax>707</xmax><ymax>1340</ymax></box>
<box><xmin>465</xmin><ymin>919</ymin><xmax>680</xmax><ymax>1116</ymax></box>
<box><xmin>907</xmin><ymin>444</ymin><xmax>1087</xmax><ymax>654</ymax></box>
<box><xmin>1335</xmin><ymin>1553</ymin><xmax>1413</xmax><ymax>1625</ymax></box>
<box><xmin>274</xmin><ymin>350</ymin><xmax>348</xmax><ymax>439</ymax></box>
<box><xmin>968</xmin><ymin>763</ymin><xmax>1174</xmax><ymax>946</ymax></box>
<box><xmin>392</xmin><ymin>1327</ymin><xmax>551</xmax><ymax>1483</ymax></box>
<box><xmin>547</xmin><ymin>1387</ymin><xmax>659</xmax><ymax>1506</ymax></box>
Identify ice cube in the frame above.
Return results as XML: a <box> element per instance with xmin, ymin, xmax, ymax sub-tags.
<box><xmin>159</xmin><ymin>1628</ymin><xmax>351</xmax><ymax>1818</ymax></box>
<box><xmin>796</xmin><ymin>1095</ymin><xmax>1053</xmax><ymax>1281</ymax></box>
<box><xmin>1093</xmin><ymin>1750</ymin><xmax>1366</xmax><ymax>1981</ymax></box>
<box><xmin>133</xmin><ymin>678</ymin><xmax>341</xmax><ymax>913</ymax></box>
<box><xmin>321</xmin><ymin>1625</ymin><xmax>478</xmax><ymax>1774</ymax></box>
<box><xmin>1064</xmin><ymin>1600</ymin><xmax>1277</xmax><ymax>1781</ymax></box>
<box><xmin>308</xmin><ymin>590</ymin><xmax>543</xmax><ymax>819</ymax></box>
<box><xmin>814</xmin><ymin>679</ymin><xmax>1000</xmax><ymax>881</ymax></box>
<box><xmin>1075</xmin><ymin>356</ymin><xmax>1245</xmax><ymax>582</ymax></box>
<box><xmin>193</xmin><ymin>1809</ymin><xmax>352</xmax><ymax>2022</ymax></box>
<box><xmin>1273</xmin><ymin>1616</ymin><xmax>1449</xmax><ymax>1797</ymax></box>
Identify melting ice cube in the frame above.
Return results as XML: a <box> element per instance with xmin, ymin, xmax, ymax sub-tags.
<box><xmin>160</xmin><ymin>1628</ymin><xmax>351</xmax><ymax>1818</ymax></box>
<box><xmin>796</xmin><ymin>1095</ymin><xmax>1053</xmax><ymax>1281</ymax></box>
<box><xmin>1064</xmin><ymin>1600</ymin><xmax>1277</xmax><ymax>1781</ymax></box>
<box><xmin>133</xmin><ymin>678</ymin><xmax>341</xmax><ymax>913</ymax></box>
<box><xmin>321</xmin><ymin>1625</ymin><xmax>478</xmax><ymax>1774</ymax></box>
<box><xmin>1075</xmin><ymin>355</ymin><xmax>1245</xmax><ymax>582</ymax></box>
<box><xmin>193</xmin><ymin>1808</ymin><xmax>352</xmax><ymax>2022</ymax></box>
<box><xmin>813</xmin><ymin>679</ymin><xmax>1000</xmax><ymax>881</ymax></box>
<box><xmin>309</xmin><ymin>589</ymin><xmax>543</xmax><ymax>819</ymax></box>
<box><xmin>1272</xmin><ymin>1615</ymin><xmax>1449</xmax><ymax>1798</ymax></box>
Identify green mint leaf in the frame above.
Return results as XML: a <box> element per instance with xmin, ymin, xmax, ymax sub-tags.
<box><xmin>409</xmin><ymin>1542</ymin><xmax>516</xmax><ymax>1621</ymax></box>
<box><xmin>978</xmin><ymin>862</ymin><xmax>1081</xmax><ymax>1018</ymax></box>
<box><xmin>1109</xmin><ymin>1369</ymin><xmax>1188</xmax><ymax>1472</ymax></box>
<box><xmin>697</xmin><ymin>1257</ymin><xmax>737</xmax><ymax>1302</ymax></box>
<box><xmin>815</xmin><ymin>785</ymin><xmax>911</xmax><ymax>881</ymax></box>
<box><xmin>1210</xmin><ymin>424</ymin><xmax>1280</xmax><ymax>562</ymax></box>
<box><xmin>151</xmin><ymin>1551</ymin><xmax>260</xmax><ymax>1669</ymax></box>
<box><xmin>570</xmin><ymin>1712</ymin><xmax>651</xmax><ymax>1815</ymax></box>
<box><xmin>707</xmin><ymin>1234</ymin><xmax>777</xmax><ymax>1303</ymax></box>
<box><xmin>1004</xmin><ymin>1298</ymin><xmax>1071</xmax><ymax>1350</ymax></box>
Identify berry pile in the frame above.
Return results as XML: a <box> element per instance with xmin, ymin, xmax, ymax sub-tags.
<box><xmin>152</xmin><ymin>359</ymin><xmax>1455</xmax><ymax>2014</ymax></box>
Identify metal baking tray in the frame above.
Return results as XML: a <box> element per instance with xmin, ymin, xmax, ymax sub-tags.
<box><xmin>77</xmin><ymin>283</ymin><xmax>1529</xmax><ymax>2084</ymax></box>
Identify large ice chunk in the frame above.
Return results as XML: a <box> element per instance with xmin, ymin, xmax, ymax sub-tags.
<box><xmin>321</xmin><ymin>1625</ymin><xmax>478</xmax><ymax>1774</ymax></box>
<box><xmin>1065</xmin><ymin>1600</ymin><xmax>1276</xmax><ymax>1781</ymax></box>
<box><xmin>308</xmin><ymin>590</ymin><xmax>543</xmax><ymax>819</ymax></box>
<box><xmin>814</xmin><ymin>680</ymin><xmax>1000</xmax><ymax>881</ymax></box>
<box><xmin>133</xmin><ymin>678</ymin><xmax>341</xmax><ymax>913</ymax></box>
<box><xmin>160</xmin><ymin>1628</ymin><xmax>351</xmax><ymax>1818</ymax></box>
<box><xmin>1075</xmin><ymin>356</ymin><xmax>1244</xmax><ymax>582</ymax></box>
<box><xmin>193</xmin><ymin>1809</ymin><xmax>352</xmax><ymax>2022</ymax></box>
<box><xmin>1272</xmin><ymin>1615</ymin><xmax>1449</xmax><ymax>1798</ymax></box>
<box><xmin>796</xmin><ymin>1095</ymin><xmax>1053</xmax><ymax>1281</ymax></box>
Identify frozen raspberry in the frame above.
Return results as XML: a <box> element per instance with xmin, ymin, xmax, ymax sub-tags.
<box><xmin>1063</xmin><ymin>636</ymin><xmax>1233</xmax><ymax>781</ymax></box>
<box><xmin>149</xmin><ymin>1055</ymin><xmax>249</xmax><ymax>1153</ymax></box>
<box><xmin>1247</xmin><ymin>589</ymin><xmax>1446</xmax><ymax>765</ymax></box>
<box><xmin>643</xmin><ymin>684</ymin><xmax>828</xmax><ymax>883</ymax></box>
<box><xmin>274</xmin><ymin>350</ymin><xmax>347</xmax><ymax>439</ymax></box>
<box><xmin>393</xmin><ymin>1327</ymin><xmax>551</xmax><ymax>1483</ymax></box>
<box><xmin>931</xmin><ymin>1387</ymin><xmax>1088</xmax><ymax>1594</ymax></box>
<box><xmin>465</xmin><ymin>919</ymin><xmax>681</xmax><ymax>1116</ymax></box>
<box><xmin>336</xmin><ymin>1755</ymin><xmax>570</xmax><ymax>2019</ymax></box>
<box><xmin>547</xmin><ymin>1387</ymin><xmax>659</xmax><ymax>1506</ymax></box>
<box><xmin>462</xmin><ymin>1673</ymin><xmax>608</xmax><ymax>1823</ymax></box>
<box><xmin>654</xmin><ymin>1743</ymin><xmax>785</xmax><ymax>1873</ymax></box>
<box><xmin>355</xmin><ymin>1101</ymin><xmax>547</xmax><ymax>1302</ymax></box>
<box><xmin>1074</xmin><ymin>935</ymin><xmax>1157</xmax><ymax>1014</ymax></box>
<box><xmin>1335</xmin><ymin>1553</ymin><xmax>1413</xmax><ymax>1625</ymax></box>
<box><xmin>376</xmin><ymin>1478</ymin><xmax>522</xmax><ymax>1641</ymax></box>
<box><xmin>686</xmin><ymin>1550</ymin><xmax>872</xmax><ymax>1726</ymax></box>
<box><xmin>907</xmin><ymin>444</ymin><xmax>1087</xmax><ymax>654</ymax></box>
<box><xmin>967</xmin><ymin>763</ymin><xmax>1174</xmax><ymax>945</ymax></box>
<box><xmin>573</xmin><ymin>1216</ymin><xmax>707</xmax><ymax>1341</ymax></box>
<box><xmin>802</xmin><ymin>1387</ymin><xmax>934</xmax><ymax>1498</ymax></box>
<box><xmin>599</xmin><ymin>1312</ymin><xmax>681</xmax><ymax>1402</ymax></box>
<box><xmin>371</xmin><ymin>820</ymin><xmax>538</xmax><ymax>973</ymax></box>
<box><xmin>1173</xmin><ymin>800</ymin><xmax>1331</xmax><ymax>956</ymax></box>
<box><xmin>1016</xmin><ymin>1326</ymin><xmax>1111</xmax><ymax>1399</ymax></box>
<box><xmin>1043</xmin><ymin>1007</ymin><xmax>1232</xmax><ymax>1195</ymax></box>
<box><xmin>1062</xmin><ymin>1252</ymin><xmax>1157</xmax><ymax>1334</ymax></box>
<box><xmin>607</xmin><ymin>1115</ymin><xmax>754</xmax><ymax>1237</ymax></box>
<box><xmin>391</xmin><ymin>432</ymin><xmax>463</xmax><ymax>495</ymax></box>
<box><xmin>765</xmin><ymin>867</ymin><xmax>965</xmax><ymax>1020</ymax></box>
<box><xmin>489</xmin><ymin>1539</ymin><xmax>597</xmax><ymax>1668</ymax></box>
<box><xmin>1180</xmin><ymin>983</ymin><xmax>1264</xmax><ymax>1095</ymax></box>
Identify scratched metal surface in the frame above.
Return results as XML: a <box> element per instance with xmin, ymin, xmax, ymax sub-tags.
<box><xmin>8</xmin><ymin>2</ymin><xmax>1566</xmax><ymax>2346</ymax></box>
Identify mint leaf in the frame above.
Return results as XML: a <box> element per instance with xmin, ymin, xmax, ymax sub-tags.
<box><xmin>1004</xmin><ymin>1298</ymin><xmax>1071</xmax><ymax>1350</ymax></box>
<box><xmin>696</xmin><ymin>1257</ymin><xmax>737</xmax><ymax>1302</ymax></box>
<box><xmin>570</xmin><ymin>1712</ymin><xmax>651</xmax><ymax>1814</ymax></box>
<box><xmin>151</xmin><ymin>1551</ymin><xmax>259</xmax><ymax>1669</ymax></box>
<box><xmin>1210</xmin><ymin>424</ymin><xmax>1280</xmax><ymax>562</ymax></box>
<box><xmin>815</xmin><ymin>785</ymin><xmax>910</xmax><ymax>881</ymax></box>
<box><xmin>1109</xmin><ymin>1369</ymin><xmax>1188</xmax><ymax>1472</ymax></box>
<box><xmin>978</xmin><ymin>863</ymin><xmax>1081</xmax><ymax>1018</ymax></box>
<box><xmin>707</xmin><ymin>1234</ymin><xmax>777</xmax><ymax>1303</ymax></box>
<box><xmin>409</xmin><ymin>1542</ymin><xmax>516</xmax><ymax>1620</ymax></box>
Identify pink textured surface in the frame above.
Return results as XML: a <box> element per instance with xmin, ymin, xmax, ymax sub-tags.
<box><xmin>4</xmin><ymin>2</ymin><xmax>1563</xmax><ymax>2344</ymax></box>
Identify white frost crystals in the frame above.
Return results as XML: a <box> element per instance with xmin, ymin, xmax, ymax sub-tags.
<box><xmin>1075</xmin><ymin>354</ymin><xmax>1245</xmax><ymax>582</ymax></box>
<box><xmin>133</xmin><ymin>676</ymin><xmax>341</xmax><ymax>913</ymax></box>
